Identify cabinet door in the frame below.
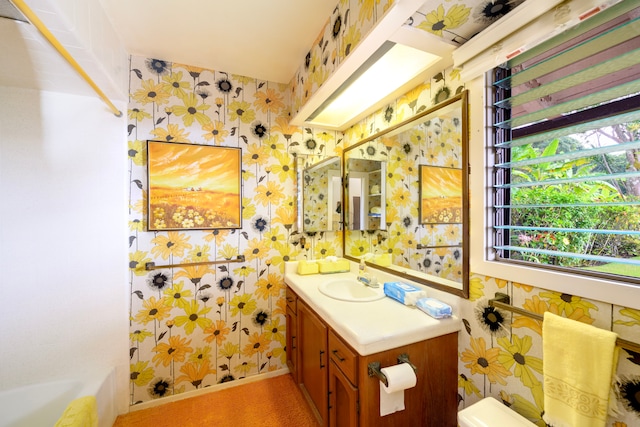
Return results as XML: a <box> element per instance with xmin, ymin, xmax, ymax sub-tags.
<box><xmin>286</xmin><ymin>306</ymin><xmax>298</xmax><ymax>383</ymax></box>
<box><xmin>329</xmin><ymin>360</ymin><xmax>358</xmax><ymax>427</ymax></box>
<box><xmin>298</xmin><ymin>302</ymin><xmax>329</xmax><ymax>425</ymax></box>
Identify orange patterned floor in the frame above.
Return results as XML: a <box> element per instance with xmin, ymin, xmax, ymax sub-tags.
<box><xmin>113</xmin><ymin>374</ymin><xmax>318</xmax><ymax>427</ymax></box>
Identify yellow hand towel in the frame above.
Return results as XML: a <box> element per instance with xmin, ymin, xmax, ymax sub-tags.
<box><xmin>542</xmin><ymin>312</ymin><xmax>618</xmax><ymax>427</ymax></box>
<box><xmin>54</xmin><ymin>396</ymin><xmax>98</xmax><ymax>427</ymax></box>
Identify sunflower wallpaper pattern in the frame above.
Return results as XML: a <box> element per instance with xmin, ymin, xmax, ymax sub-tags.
<box><xmin>459</xmin><ymin>278</ymin><xmax>640</xmax><ymax>426</ymax></box>
<box><xmin>303</xmin><ymin>159</ymin><xmax>341</xmax><ymax>232</ymax></box>
<box><xmin>405</xmin><ymin>0</ymin><xmax>526</xmax><ymax>45</ymax></box>
<box><xmin>289</xmin><ymin>0</ymin><xmax>398</xmax><ymax>118</ymax></box>
<box><xmin>126</xmin><ymin>54</ymin><xmax>344</xmax><ymax>404</ymax></box>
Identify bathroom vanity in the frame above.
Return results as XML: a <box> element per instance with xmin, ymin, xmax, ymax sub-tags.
<box><xmin>284</xmin><ymin>261</ymin><xmax>461</xmax><ymax>427</ymax></box>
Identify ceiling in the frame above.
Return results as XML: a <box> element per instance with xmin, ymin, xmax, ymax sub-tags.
<box><xmin>0</xmin><ymin>0</ymin><xmax>525</xmax><ymax>103</ymax></box>
<box><xmin>0</xmin><ymin>0</ymin><xmax>339</xmax><ymax>97</ymax></box>
<box><xmin>97</xmin><ymin>0</ymin><xmax>338</xmax><ymax>84</ymax></box>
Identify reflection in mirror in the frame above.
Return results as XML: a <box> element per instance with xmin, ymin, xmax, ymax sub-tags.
<box><xmin>302</xmin><ymin>156</ymin><xmax>342</xmax><ymax>232</ymax></box>
<box><xmin>343</xmin><ymin>91</ymin><xmax>469</xmax><ymax>298</ymax></box>
<box><xmin>346</xmin><ymin>158</ymin><xmax>386</xmax><ymax>230</ymax></box>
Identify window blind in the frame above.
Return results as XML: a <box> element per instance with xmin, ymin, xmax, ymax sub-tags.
<box><xmin>492</xmin><ymin>0</ymin><xmax>640</xmax><ymax>281</ymax></box>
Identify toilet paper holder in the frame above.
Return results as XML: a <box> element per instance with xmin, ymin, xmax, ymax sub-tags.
<box><xmin>368</xmin><ymin>353</ymin><xmax>417</xmax><ymax>387</ymax></box>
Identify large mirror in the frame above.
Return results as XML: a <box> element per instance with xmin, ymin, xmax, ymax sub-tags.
<box><xmin>301</xmin><ymin>156</ymin><xmax>342</xmax><ymax>232</ymax></box>
<box><xmin>344</xmin><ymin>91</ymin><xmax>469</xmax><ymax>298</ymax></box>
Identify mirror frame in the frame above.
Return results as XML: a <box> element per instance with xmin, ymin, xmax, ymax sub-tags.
<box><xmin>343</xmin><ymin>91</ymin><xmax>469</xmax><ymax>298</ymax></box>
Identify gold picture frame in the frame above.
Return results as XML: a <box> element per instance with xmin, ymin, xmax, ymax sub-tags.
<box><xmin>147</xmin><ymin>141</ymin><xmax>242</xmax><ymax>231</ymax></box>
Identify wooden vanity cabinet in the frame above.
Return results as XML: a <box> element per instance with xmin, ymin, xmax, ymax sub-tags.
<box><xmin>329</xmin><ymin>330</ymin><xmax>359</xmax><ymax>427</ymax></box>
<box><xmin>287</xmin><ymin>288</ymin><xmax>458</xmax><ymax>427</ymax></box>
<box><xmin>285</xmin><ymin>288</ymin><xmax>298</xmax><ymax>382</ymax></box>
<box><xmin>298</xmin><ymin>301</ymin><xmax>329</xmax><ymax>425</ymax></box>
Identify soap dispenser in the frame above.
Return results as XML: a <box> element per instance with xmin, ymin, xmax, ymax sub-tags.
<box><xmin>359</xmin><ymin>257</ymin><xmax>367</xmax><ymax>276</ymax></box>
<box><xmin>357</xmin><ymin>255</ymin><xmax>378</xmax><ymax>287</ymax></box>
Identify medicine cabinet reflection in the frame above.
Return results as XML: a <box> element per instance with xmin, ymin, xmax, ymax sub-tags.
<box><xmin>343</xmin><ymin>91</ymin><xmax>469</xmax><ymax>298</ymax></box>
<box><xmin>301</xmin><ymin>156</ymin><xmax>342</xmax><ymax>232</ymax></box>
<box><xmin>346</xmin><ymin>158</ymin><xmax>386</xmax><ymax>231</ymax></box>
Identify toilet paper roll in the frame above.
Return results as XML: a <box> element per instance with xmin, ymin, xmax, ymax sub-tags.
<box><xmin>379</xmin><ymin>363</ymin><xmax>417</xmax><ymax>416</ymax></box>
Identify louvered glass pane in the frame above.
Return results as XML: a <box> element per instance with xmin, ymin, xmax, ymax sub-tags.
<box><xmin>495</xmin><ymin>14</ymin><xmax>640</xmax><ymax>89</ymax></box>
<box><xmin>493</xmin><ymin>245</ymin><xmax>640</xmax><ymax>267</ymax></box>
<box><xmin>495</xmin><ymin>201</ymin><xmax>640</xmax><ymax>209</ymax></box>
<box><xmin>496</xmin><ymin>110</ymin><xmax>640</xmax><ymax>148</ymax></box>
<box><xmin>494</xmin><ymin>171</ymin><xmax>640</xmax><ymax>189</ymax></box>
<box><xmin>506</xmin><ymin>1</ymin><xmax>640</xmax><ymax>69</ymax></box>
<box><xmin>495</xmin><ymin>225</ymin><xmax>640</xmax><ymax>236</ymax></box>
<box><xmin>495</xmin><ymin>49</ymin><xmax>640</xmax><ymax>111</ymax></box>
<box><xmin>496</xmin><ymin>140</ymin><xmax>640</xmax><ymax>168</ymax></box>
<box><xmin>494</xmin><ymin>79</ymin><xmax>640</xmax><ymax>129</ymax></box>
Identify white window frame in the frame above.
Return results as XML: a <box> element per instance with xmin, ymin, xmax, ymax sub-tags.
<box><xmin>467</xmin><ymin>75</ymin><xmax>640</xmax><ymax>310</ymax></box>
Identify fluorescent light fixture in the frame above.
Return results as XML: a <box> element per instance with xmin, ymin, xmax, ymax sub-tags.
<box><xmin>306</xmin><ymin>41</ymin><xmax>440</xmax><ymax>129</ymax></box>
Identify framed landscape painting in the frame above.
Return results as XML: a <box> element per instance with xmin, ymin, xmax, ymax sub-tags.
<box><xmin>147</xmin><ymin>141</ymin><xmax>242</xmax><ymax>231</ymax></box>
<box><xmin>419</xmin><ymin>165</ymin><xmax>462</xmax><ymax>224</ymax></box>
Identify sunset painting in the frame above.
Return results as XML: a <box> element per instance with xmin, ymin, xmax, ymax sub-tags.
<box><xmin>419</xmin><ymin>165</ymin><xmax>462</xmax><ymax>224</ymax></box>
<box><xmin>147</xmin><ymin>141</ymin><xmax>242</xmax><ymax>230</ymax></box>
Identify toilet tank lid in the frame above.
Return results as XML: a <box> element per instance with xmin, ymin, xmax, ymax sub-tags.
<box><xmin>458</xmin><ymin>397</ymin><xmax>536</xmax><ymax>427</ymax></box>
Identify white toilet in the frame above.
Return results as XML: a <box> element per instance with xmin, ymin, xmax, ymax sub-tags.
<box><xmin>458</xmin><ymin>397</ymin><xmax>536</xmax><ymax>427</ymax></box>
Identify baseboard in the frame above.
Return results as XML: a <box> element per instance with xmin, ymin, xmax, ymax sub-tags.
<box><xmin>127</xmin><ymin>367</ymin><xmax>291</xmax><ymax>413</ymax></box>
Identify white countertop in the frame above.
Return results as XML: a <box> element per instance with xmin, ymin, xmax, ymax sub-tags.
<box><xmin>284</xmin><ymin>261</ymin><xmax>462</xmax><ymax>356</ymax></box>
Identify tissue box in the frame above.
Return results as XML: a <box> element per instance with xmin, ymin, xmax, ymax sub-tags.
<box><xmin>383</xmin><ymin>282</ymin><xmax>427</xmax><ymax>306</ymax></box>
<box><xmin>297</xmin><ymin>260</ymin><xmax>319</xmax><ymax>275</ymax></box>
<box><xmin>317</xmin><ymin>258</ymin><xmax>350</xmax><ymax>274</ymax></box>
<box><xmin>416</xmin><ymin>297</ymin><xmax>452</xmax><ymax>319</ymax></box>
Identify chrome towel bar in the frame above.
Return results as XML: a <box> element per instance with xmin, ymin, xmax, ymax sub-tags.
<box><xmin>145</xmin><ymin>255</ymin><xmax>245</xmax><ymax>270</ymax></box>
<box><xmin>489</xmin><ymin>292</ymin><xmax>640</xmax><ymax>354</ymax></box>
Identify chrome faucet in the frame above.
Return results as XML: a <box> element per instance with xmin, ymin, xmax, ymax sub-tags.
<box><xmin>357</xmin><ymin>272</ymin><xmax>379</xmax><ymax>288</ymax></box>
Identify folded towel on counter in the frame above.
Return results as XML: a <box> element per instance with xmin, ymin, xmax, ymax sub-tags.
<box><xmin>542</xmin><ymin>312</ymin><xmax>619</xmax><ymax>427</ymax></box>
<box><xmin>297</xmin><ymin>260</ymin><xmax>319</xmax><ymax>275</ymax></box>
<box><xmin>54</xmin><ymin>396</ymin><xmax>98</xmax><ymax>427</ymax></box>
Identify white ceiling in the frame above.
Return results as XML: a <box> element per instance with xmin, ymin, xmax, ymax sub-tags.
<box><xmin>98</xmin><ymin>0</ymin><xmax>338</xmax><ymax>84</ymax></box>
<box><xmin>0</xmin><ymin>0</ymin><xmax>338</xmax><ymax>98</ymax></box>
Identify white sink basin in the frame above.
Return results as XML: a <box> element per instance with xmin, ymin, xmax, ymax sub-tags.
<box><xmin>318</xmin><ymin>278</ymin><xmax>385</xmax><ymax>302</ymax></box>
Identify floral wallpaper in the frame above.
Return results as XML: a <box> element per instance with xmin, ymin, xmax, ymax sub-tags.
<box><xmin>405</xmin><ymin>0</ymin><xmax>526</xmax><ymax>46</ymax></box>
<box><xmin>123</xmin><ymin>1</ymin><xmax>640</xmax><ymax>424</ymax></box>
<box><xmin>302</xmin><ymin>158</ymin><xmax>341</xmax><ymax>232</ymax></box>
<box><xmin>126</xmin><ymin>55</ymin><xmax>342</xmax><ymax>404</ymax></box>
<box><xmin>290</xmin><ymin>0</ymin><xmax>397</xmax><ymax>117</ymax></box>
<box><xmin>458</xmin><ymin>276</ymin><xmax>640</xmax><ymax>426</ymax></box>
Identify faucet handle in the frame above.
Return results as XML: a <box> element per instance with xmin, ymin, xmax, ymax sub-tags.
<box><xmin>368</xmin><ymin>275</ymin><xmax>379</xmax><ymax>288</ymax></box>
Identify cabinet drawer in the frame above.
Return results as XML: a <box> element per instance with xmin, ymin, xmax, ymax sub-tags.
<box><xmin>329</xmin><ymin>330</ymin><xmax>357</xmax><ymax>384</ymax></box>
<box><xmin>286</xmin><ymin>287</ymin><xmax>297</xmax><ymax>313</ymax></box>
